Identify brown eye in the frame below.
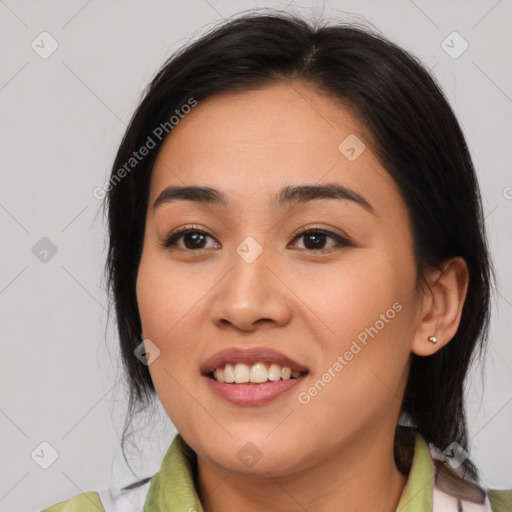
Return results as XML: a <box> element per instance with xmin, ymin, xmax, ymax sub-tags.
<box><xmin>163</xmin><ymin>226</ymin><xmax>219</xmax><ymax>250</ymax></box>
<box><xmin>291</xmin><ymin>228</ymin><xmax>351</xmax><ymax>251</ymax></box>
<box><xmin>162</xmin><ymin>226</ymin><xmax>351</xmax><ymax>252</ymax></box>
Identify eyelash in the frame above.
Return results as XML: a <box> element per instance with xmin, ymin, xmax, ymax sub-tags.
<box><xmin>162</xmin><ymin>224</ymin><xmax>352</xmax><ymax>252</ymax></box>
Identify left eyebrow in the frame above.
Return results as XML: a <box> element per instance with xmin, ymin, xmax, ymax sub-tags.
<box><xmin>274</xmin><ymin>183</ymin><xmax>374</xmax><ymax>214</ymax></box>
<box><xmin>153</xmin><ymin>183</ymin><xmax>374</xmax><ymax>214</ymax></box>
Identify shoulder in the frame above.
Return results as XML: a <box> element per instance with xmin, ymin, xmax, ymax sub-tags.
<box><xmin>396</xmin><ymin>427</ymin><xmax>511</xmax><ymax>512</ymax></box>
<box><xmin>428</xmin><ymin>443</ymin><xmax>512</xmax><ymax>512</ymax></box>
<box><xmin>41</xmin><ymin>477</ymin><xmax>153</xmax><ymax>512</ymax></box>
<box><xmin>488</xmin><ymin>489</ymin><xmax>512</xmax><ymax>512</ymax></box>
<box><xmin>41</xmin><ymin>491</ymin><xmax>104</xmax><ymax>512</ymax></box>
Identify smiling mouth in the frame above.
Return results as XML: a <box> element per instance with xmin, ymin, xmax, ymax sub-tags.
<box><xmin>207</xmin><ymin>362</ymin><xmax>308</xmax><ymax>384</ymax></box>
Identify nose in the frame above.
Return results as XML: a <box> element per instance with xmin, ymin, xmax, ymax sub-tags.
<box><xmin>209</xmin><ymin>245</ymin><xmax>292</xmax><ymax>333</ymax></box>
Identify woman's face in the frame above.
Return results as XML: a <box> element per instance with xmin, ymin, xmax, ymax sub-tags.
<box><xmin>136</xmin><ymin>82</ymin><xmax>423</xmax><ymax>475</ymax></box>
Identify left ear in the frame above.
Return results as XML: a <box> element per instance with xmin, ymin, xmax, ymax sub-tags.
<box><xmin>411</xmin><ymin>256</ymin><xmax>469</xmax><ymax>356</ymax></box>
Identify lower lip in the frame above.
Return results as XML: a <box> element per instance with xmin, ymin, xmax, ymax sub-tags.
<box><xmin>203</xmin><ymin>374</ymin><xmax>306</xmax><ymax>406</ymax></box>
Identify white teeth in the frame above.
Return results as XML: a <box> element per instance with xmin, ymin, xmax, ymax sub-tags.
<box><xmin>214</xmin><ymin>367</ymin><xmax>224</xmax><ymax>382</ymax></box>
<box><xmin>211</xmin><ymin>362</ymin><xmax>305</xmax><ymax>384</ymax></box>
<box><xmin>268</xmin><ymin>363</ymin><xmax>281</xmax><ymax>381</ymax></box>
<box><xmin>234</xmin><ymin>363</ymin><xmax>250</xmax><ymax>383</ymax></box>
<box><xmin>223</xmin><ymin>364</ymin><xmax>235</xmax><ymax>383</ymax></box>
<box><xmin>250</xmin><ymin>362</ymin><xmax>268</xmax><ymax>383</ymax></box>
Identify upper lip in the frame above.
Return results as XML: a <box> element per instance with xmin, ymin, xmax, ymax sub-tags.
<box><xmin>201</xmin><ymin>347</ymin><xmax>309</xmax><ymax>375</ymax></box>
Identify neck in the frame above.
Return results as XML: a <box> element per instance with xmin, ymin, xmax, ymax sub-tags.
<box><xmin>196</xmin><ymin>424</ymin><xmax>408</xmax><ymax>512</ymax></box>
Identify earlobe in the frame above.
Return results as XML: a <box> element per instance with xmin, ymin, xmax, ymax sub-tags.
<box><xmin>411</xmin><ymin>257</ymin><xmax>469</xmax><ymax>357</ymax></box>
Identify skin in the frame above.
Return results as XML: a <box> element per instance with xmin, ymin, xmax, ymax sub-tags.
<box><xmin>136</xmin><ymin>82</ymin><xmax>469</xmax><ymax>512</ymax></box>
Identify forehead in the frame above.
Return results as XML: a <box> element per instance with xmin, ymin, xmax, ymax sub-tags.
<box><xmin>149</xmin><ymin>82</ymin><xmax>399</xmax><ymax>214</ymax></box>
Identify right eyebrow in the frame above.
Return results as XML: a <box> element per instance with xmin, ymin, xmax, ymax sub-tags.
<box><xmin>153</xmin><ymin>185</ymin><xmax>226</xmax><ymax>209</ymax></box>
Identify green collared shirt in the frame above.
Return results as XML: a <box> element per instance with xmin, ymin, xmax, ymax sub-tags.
<box><xmin>41</xmin><ymin>430</ymin><xmax>512</xmax><ymax>512</ymax></box>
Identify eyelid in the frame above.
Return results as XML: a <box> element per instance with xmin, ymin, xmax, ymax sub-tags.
<box><xmin>291</xmin><ymin>225</ymin><xmax>350</xmax><ymax>241</ymax></box>
<box><xmin>161</xmin><ymin>224</ymin><xmax>353</xmax><ymax>250</ymax></box>
<box><xmin>161</xmin><ymin>224</ymin><xmax>215</xmax><ymax>248</ymax></box>
<box><xmin>290</xmin><ymin>225</ymin><xmax>353</xmax><ymax>249</ymax></box>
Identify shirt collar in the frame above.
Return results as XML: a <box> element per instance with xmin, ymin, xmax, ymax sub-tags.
<box><xmin>144</xmin><ymin>429</ymin><xmax>434</xmax><ymax>512</ymax></box>
<box><xmin>144</xmin><ymin>433</ymin><xmax>204</xmax><ymax>512</ymax></box>
<box><xmin>396</xmin><ymin>428</ymin><xmax>434</xmax><ymax>511</ymax></box>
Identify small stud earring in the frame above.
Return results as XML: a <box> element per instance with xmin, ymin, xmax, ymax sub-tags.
<box><xmin>428</xmin><ymin>336</ymin><xmax>437</xmax><ymax>346</ymax></box>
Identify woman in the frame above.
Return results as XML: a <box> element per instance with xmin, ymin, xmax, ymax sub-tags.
<box><xmin>42</xmin><ymin>11</ymin><xmax>511</xmax><ymax>512</ymax></box>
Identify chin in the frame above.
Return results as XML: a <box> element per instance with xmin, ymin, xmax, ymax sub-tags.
<box><xmin>197</xmin><ymin>431</ymin><xmax>307</xmax><ymax>475</ymax></box>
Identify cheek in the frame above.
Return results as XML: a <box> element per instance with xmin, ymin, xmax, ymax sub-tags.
<box><xmin>136</xmin><ymin>254</ymin><xmax>168</xmax><ymax>338</ymax></box>
<box><xmin>135</xmin><ymin>251</ymin><xmax>199</xmax><ymax>429</ymax></box>
<box><xmin>294</xmin><ymin>247</ymin><xmax>416</xmax><ymax>346</ymax></box>
<box><xmin>135</xmin><ymin>248</ymin><xmax>218</xmax><ymax>389</ymax></box>
<box><xmin>296</xmin><ymin>246</ymin><xmax>418</xmax><ymax>401</ymax></box>
<box><xmin>136</xmin><ymin>248</ymin><xmax>206</xmax><ymax>339</ymax></box>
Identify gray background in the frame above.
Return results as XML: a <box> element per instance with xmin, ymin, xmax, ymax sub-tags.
<box><xmin>0</xmin><ymin>1</ymin><xmax>511</xmax><ymax>510</ymax></box>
